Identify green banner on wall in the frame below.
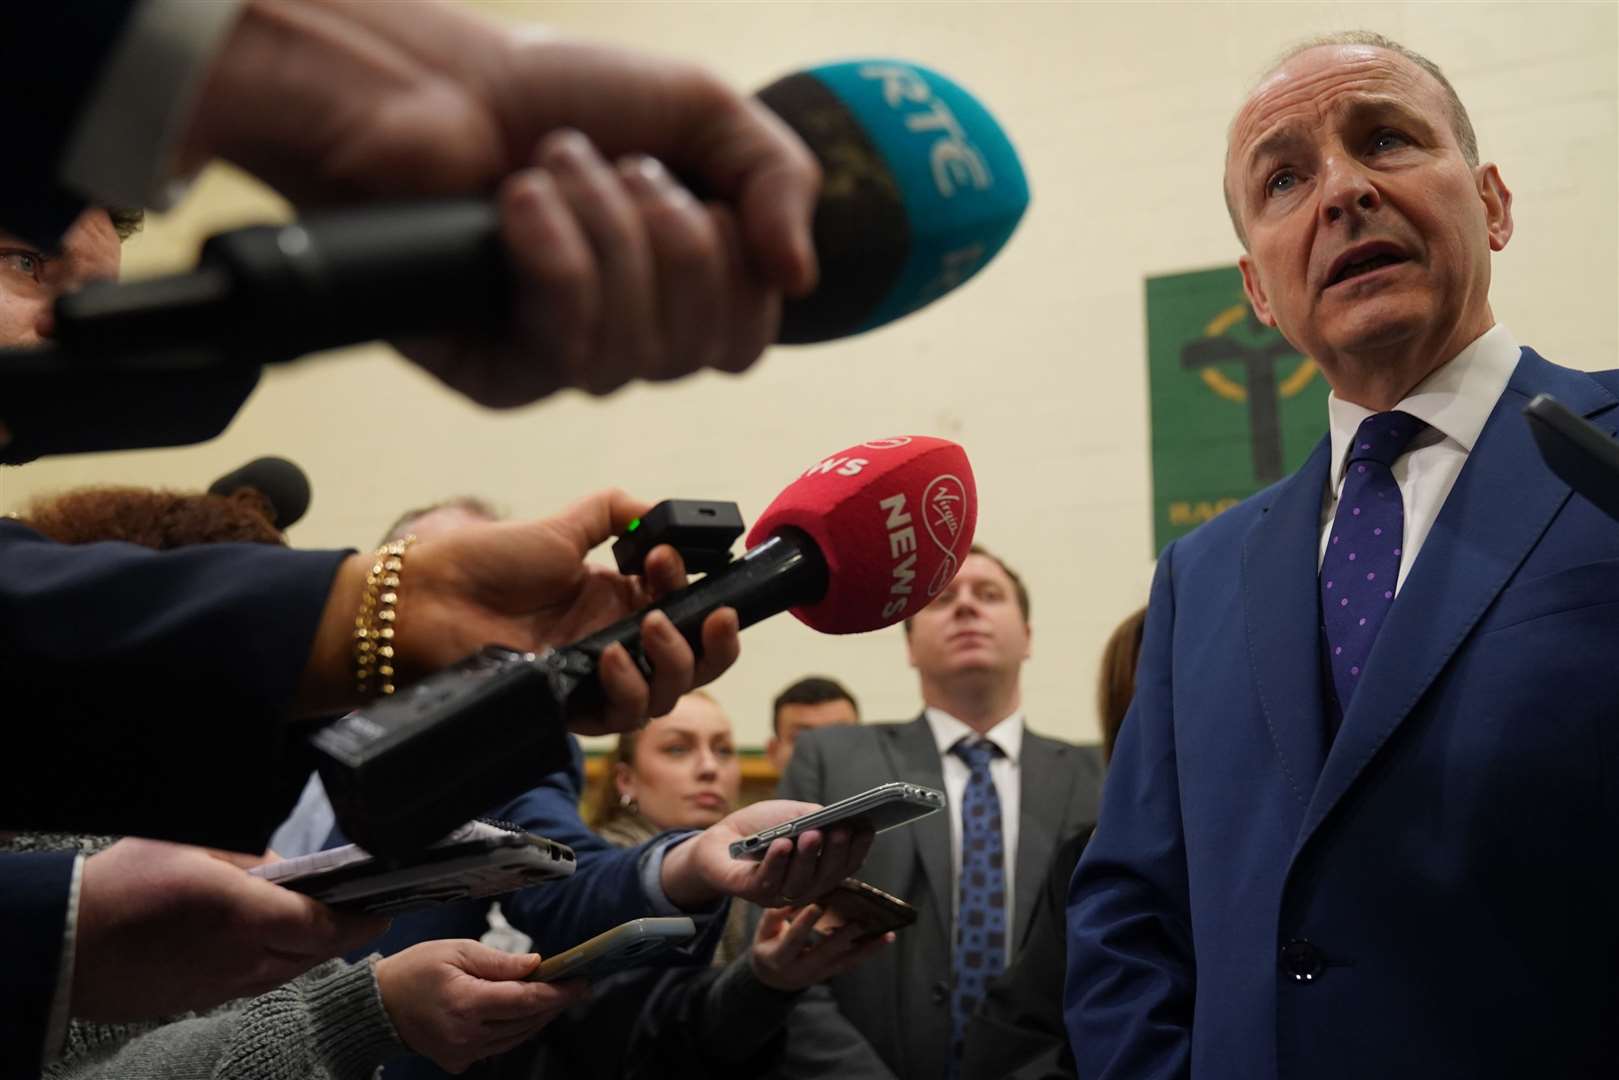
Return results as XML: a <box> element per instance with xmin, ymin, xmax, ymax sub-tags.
<box><xmin>1146</xmin><ymin>265</ymin><xmax>1330</xmax><ymax>552</ymax></box>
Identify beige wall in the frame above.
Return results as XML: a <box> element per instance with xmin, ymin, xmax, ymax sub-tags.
<box><xmin>2</xmin><ymin>1</ymin><xmax>1613</xmax><ymax>750</ymax></box>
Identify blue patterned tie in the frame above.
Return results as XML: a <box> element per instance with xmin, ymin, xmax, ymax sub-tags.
<box><xmin>948</xmin><ymin>737</ymin><xmax>1006</xmax><ymax>1076</ymax></box>
<box><xmin>1321</xmin><ymin>410</ymin><xmax>1426</xmax><ymax>717</ymax></box>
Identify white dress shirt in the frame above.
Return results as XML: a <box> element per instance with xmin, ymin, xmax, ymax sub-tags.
<box><xmin>1319</xmin><ymin>324</ymin><xmax>1523</xmax><ymax>593</ymax></box>
<box><xmin>925</xmin><ymin>707</ymin><xmax>1024</xmax><ymax>964</ymax></box>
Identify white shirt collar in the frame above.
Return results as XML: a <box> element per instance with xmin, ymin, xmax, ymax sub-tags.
<box><xmin>925</xmin><ymin>706</ymin><xmax>1025</xmax><ymax>765</ymax></box>
<box><xmin>1326</xmin><ymin>324</ymin><xmax>1522</xmax><ymax>488</ymax></box>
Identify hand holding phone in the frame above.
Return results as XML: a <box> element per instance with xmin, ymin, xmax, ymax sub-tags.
<box><xmin>728</xmin><ymin>782</ymin><xmax>945</xmax><ymax>861</ymax></box>
<box><xmin>749</xmin><ymin>885</ymin><xmax>902</xmax><ymax>992</ymax></box>
<box><xmin>661</xmin><ymin>798</ymin><xmax>879</xmax><ymax>911</ymax></box>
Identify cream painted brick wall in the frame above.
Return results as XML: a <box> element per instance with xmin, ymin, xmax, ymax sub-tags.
<box><xmin>2</xmin><ymin>1</ymin><xmax>1612</xmax><ymax>749</ymax></box>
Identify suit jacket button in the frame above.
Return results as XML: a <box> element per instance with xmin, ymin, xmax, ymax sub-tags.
<box><xmin>931</xmin><ymin>980</ymin><xmax>949</xmax><ymax>1005</ymax></box>
<box><xmin>1280</xmin><ymin>938</ymin><xmax>1324</xmax><ymax>982</ymax></box>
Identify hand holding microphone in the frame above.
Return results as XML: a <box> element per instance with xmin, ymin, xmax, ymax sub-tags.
<box><xmin>1</xmin><ymin>33</ymin><xmax>1029</xmax><ymax>460</ymax></box>
<box><xmin>312</xmin><ymin>436</ymin><xmax>976</xmax><ymax>855</ymax></box>
<box><xmin>294</xmin><ymin>488</ymin><xmax>740</xmax><ymax>726</ymax></box>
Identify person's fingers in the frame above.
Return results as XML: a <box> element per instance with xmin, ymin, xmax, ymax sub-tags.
<box><xmin>455</xmin><ymin>976</ymin><xmax>584</xmax><ymax>1022</ymax></box>
<box><xmin>546</xmin><ymin>489</ymin><xmax>653</xmax><ymax>556</ymax></box>
<box><xmin>844</xmin><ymin>824</ymin><xmax>877</xmax><ymax>876</ymax></box>
<box><xmin>640</xmin><ymin>544</ymin><xmax>689</xmax><ymax>599</ymax></box>
<box><xmin>617</xmin><ymin>154</ymin><xmax>727</xmax><ymax>380</ymax></box>
<box><xmin>677</xmin><ymin>94</ymin><xmax>820</xmax><ymax>295</ymax></box>
<box><xmin>540</xmin><ymin>129</ymin><xmax>657</xmax><ymax>395</ymax></box>
<box><xmin>707</xmin><ymin>205</ymin><xmax>779</xmax><ymax>375</ymax></box>
<box><xmin>775</xmin><ymin>829</ymin><xmax>825</xmax><ymax>903</ymax></box>
<box><xmin>639</xmin><ymin>610</ymin><xmax>695</xmax><ymax>718</ymax></box>
<box><xmin>692</xmin><ymin>607</ymin><xmax>740</xmax><ymax>689</ymax></box>
<box><xmin>744</xmin><ymin>836</ymin><xmax>795</xmax><ymax>900</ymax></box>
<box><xmin>496</xmin><ymin>166</ymin><xmax>598</xmax><ymax>406</ymax></box>
<box><xmin>800</xmin><ymin>825</ymin><xmax>853</xmax><ymax>900</ymax></box>
<box><xmin>454</xmin><ymin>943</ymin><xmax>543</xmax><ymax>981</ymax></box>
<box><xmin>775</xmin><ymin>903</ymin><xmax>825</xmax><ymax>954</ymax></box>
<box><xmin>595</xmin><ymin>642</ymin><xmax>651</xmax><ymax>731</ymax></box>
<box><xmin>755</xmin><ymin>905</ymin><xmax>789</xmax><ymax>943</ymax></box>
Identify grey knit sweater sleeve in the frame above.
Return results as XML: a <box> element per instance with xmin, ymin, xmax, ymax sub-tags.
<box><xmin>44</xmin><ymin>957</ymin><xmax>405</xmax><ymax>1080</ymax></box>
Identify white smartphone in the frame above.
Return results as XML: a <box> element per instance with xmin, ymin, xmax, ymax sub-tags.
<box><xmin>728</xmin><ymin>781</ymin><xmax>946</xmax><ymax>860</ymax></box>
<box><xmin>526</xmin><ymin>916</ymin><xmax>697</xmax><ymax>982</ymax></box>
<box><xmin>251</xmin><ymin>820</ymin><xmax>575</xmax><ymax>915</ymax></box>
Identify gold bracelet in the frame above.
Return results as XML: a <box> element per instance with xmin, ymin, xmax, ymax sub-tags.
<box><xmin>354</xmin><ymin>535</ymin><xmax>415</xmax><ymax>697</ymax></box>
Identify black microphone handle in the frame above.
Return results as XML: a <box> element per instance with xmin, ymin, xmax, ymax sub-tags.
<box><xmin>52</xmin><ymin>200</ymin><xmax>508</xmax><ymax>367</ymax></box>
<box><xmin>558</xmin><ymin>529</ymin><xmax>828</xmax><ymax>716</ymax></box>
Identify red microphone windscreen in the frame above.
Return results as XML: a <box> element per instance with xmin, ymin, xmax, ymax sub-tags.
<box><xmin>747</xmin><ymin>436</ymin><xmax>976</xmax><ymax>634</ymax></box>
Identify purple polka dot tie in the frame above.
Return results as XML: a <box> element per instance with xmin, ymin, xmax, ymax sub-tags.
<box><xmin>1321</xmin><ymin>410</ymin><xmax>1426</xmax><ymax>715</ymax></box>
<box><xmin>948</xmin><ymin>738</ymin><xmax>1005</xmax><ymax>1077</ymax></box>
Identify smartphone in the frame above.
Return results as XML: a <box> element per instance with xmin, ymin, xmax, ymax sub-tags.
<box><xmin>527</xmin><ymin>916</ymin><xmax>697</xmax><ymax>982</ymax></box>
<box><xmin>250</xmin><ymin>820</ymin><xmax>575</xmax><ymax>915</ymax></box>
<box><xmin>728</xmin><ymin>781</ymin><xmax>945</xmax><ymax>860</ymax></box>
<box><xmin>813</xmin><ymin>878</ymin><xmax>917</xmax><ymax>942</ymax></box>
<box><xmin>1525</xmin><ymin>393</ymin><xmax>1619</xmax><ymax>522</ymax></box>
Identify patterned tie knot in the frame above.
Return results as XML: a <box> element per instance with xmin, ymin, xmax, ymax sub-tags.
<box><xmin>951</xmin><ymin>737</ymin><xmax>1002</xmax><ymax>772</ymax></box>
<box><xmin>1346</xmin><ymin>410</ymin><xmax>1427</xmax><ymax>469</ymax></box>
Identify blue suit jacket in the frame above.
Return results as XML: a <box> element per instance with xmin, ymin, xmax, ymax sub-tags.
<box><xmin>1067</xmin><ymin>348</ymin><xmax>1619</xmax><ymax>1080</ymax></box>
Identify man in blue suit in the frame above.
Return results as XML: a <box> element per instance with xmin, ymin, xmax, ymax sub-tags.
<box><xmin>1067</xmin><ymin>31</ymin><xmax>1619</xmax><ymax>1080</ymax></box>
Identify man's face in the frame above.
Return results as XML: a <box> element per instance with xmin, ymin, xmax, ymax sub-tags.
<box><xmin>767</xmin><ymin>698</ymin><xmax>858</xmax><ymax>772</ymax></box>
<box><xmin>0</xmin><ymin>210</ymin><xmax>121</xmax><ymax>347</ymax></box>
<box><xmin>906</xmin><ymin>553</ymin><xmax>1031</xmax><ymax>684</ymax></box>
<box><xmin>1226</xmin><ymin>46</ymin><xmax>1511</xmax><ymax>381</ymax></box>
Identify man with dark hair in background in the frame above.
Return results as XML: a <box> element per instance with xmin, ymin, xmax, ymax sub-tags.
<box><xmin>766</xmin><ymin>675</ymin><xmax>861</xmax><ymax>774</ymax></box>
<box><xmin>777</xmin><ymin>545</ymin><xmax>1104</xmax><ymax>1080</ymax></box>
<box><xmin>1068</xmin><ymin>31</ymin><xmax>1619</xmax><ymax>1080</ymax></box>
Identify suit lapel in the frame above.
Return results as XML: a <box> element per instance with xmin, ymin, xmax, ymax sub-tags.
<box><xmin>1013</xmin><ymin>734</ymin><xmax>1071</xmax><ymax>945</ymax></box>
<box><xmin>1242</xmin><ymin>435</ymin><xmax>1335</xmax><ymax>806</ymax></box>
<box><xmin>883</xmin><ymin>716</ymin><xmax>953</xmax><ymax>933</ymax></box>
<box><xmin>1296</xmin><ymin>349</ymin><xmax>1619</xmax><ymax>856</ymax></box>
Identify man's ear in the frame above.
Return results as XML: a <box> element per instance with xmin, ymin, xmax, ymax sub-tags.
<box><xmin>1239</xmin><ymin>253</ymin><xmax>1277</xmax><ymax>327</ymax></box>
<box><xmin>1477</xmin><ymin>163</ymin><xmax>1514</xmax><ymax>252</ymax></box>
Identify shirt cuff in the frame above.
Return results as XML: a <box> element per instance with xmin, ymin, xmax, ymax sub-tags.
<box><xmin>43</xmin><ymin>853</ymin><xmax>84</xmax><ymax>1062</ymax></box>
<box><xmin>638</xmin><ymin>831</ymin><xmax>722</xmax><ymax>919</ymax></box>
<box><xmin>60</xmin><ymin>0</ymin><xmax>246</xmax><ymax>210</ymax></box>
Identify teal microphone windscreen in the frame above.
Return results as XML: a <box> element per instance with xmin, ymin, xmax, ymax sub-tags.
<box><xmin>761</xmin><ymin>60</ymin><xmax>1030</xmax><ymax>344</ymax></box>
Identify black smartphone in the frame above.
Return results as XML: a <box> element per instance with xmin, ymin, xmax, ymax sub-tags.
<box><xmin>814</xmin><ymin>878</ymin><xmax>918</xmax><ymax>942</ymax></box>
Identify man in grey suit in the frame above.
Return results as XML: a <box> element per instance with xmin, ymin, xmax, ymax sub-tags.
<box><xmin>776</xmin><ymin>545</ymin><xmax>1104</xmax><ymax>1080</ymax></box>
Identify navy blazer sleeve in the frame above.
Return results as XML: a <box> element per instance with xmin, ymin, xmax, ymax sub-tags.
<box><xmin>0</xmin><ymin>4</ymin><xmax>138</xmax><ymax>244</ymax></box>
<box><xmin>0</xmin><ymin>521</ymin><xmax>348</xmax><ymax>851</ymax></box>
<box><xmin>0</xmin><ymin>852</ymin><xmax>78</xmax><ymax>1080</ymax></box>
<box><xmin>363</xmin><ymin>738</ymin><xmax>724</xmax><ymax>973</ymax></box>
<box><xmin>496</xmin><ymin>739</ymin><xmax>726</xmax><ymax>961</ymax></box>
<box><xmin>1065</xmin><ymin>543</ymin><xmax>1195</xmax><ymax>1080</ymax></box>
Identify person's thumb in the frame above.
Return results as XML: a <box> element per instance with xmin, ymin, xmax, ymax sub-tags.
<box><xmin>456</xmin><ymin>942</ymin><xmax>543</xmax><ymax>981</ymax></box>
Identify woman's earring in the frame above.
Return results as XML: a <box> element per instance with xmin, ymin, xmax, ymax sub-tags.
<box><xmin>619</xmin><ymin>792</ymin><xmax>639</xmax><ymax>815</ymax></box>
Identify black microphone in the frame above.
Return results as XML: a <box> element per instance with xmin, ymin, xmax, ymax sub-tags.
<box><xmin>310</xmin><ymin>435</ymin><xmax>976</xmax><ymax>856</ymax></box>
<box><xmin>208</xmin><ymin>456</ymin><xmax>311</xmax><ymax>529</ymax></box>
<box><xmin>0</xmin><ymin>60</ymin><xmax>1027</xmax><ymax>381</ymax></box>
